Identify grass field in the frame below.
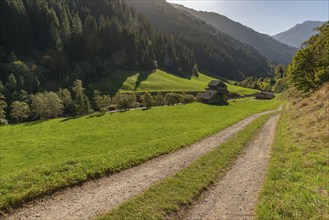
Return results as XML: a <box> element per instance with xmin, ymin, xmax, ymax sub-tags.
<box><xmin>256</xmin><ymin>85</ymin><xmax>329</xmax><ymax>219</ymax></box>
<box><xmin>90</xmin><ymin>69</ymin><xmax>259</xmax><ymax>95</ymax></box>
<box><xmin>0</xmin><ymin>98</ymin><xmax>280</xmax><ymax>210</ymax></box>
<box><xmin>98</xmin><ymin>114</ymin><xmax>273</xmax><ymax>220</ymax></box>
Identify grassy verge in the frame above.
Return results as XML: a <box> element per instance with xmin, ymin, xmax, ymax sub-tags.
<box><xmin>97</xmin><ymin>114</ymin><xmax>275</xmax><ymax>220</ymax></box>
<box><xmin>256</xmin><ymin>110</ymin><xmax>329</xmax><ymax>219</ymax></box>
<box><xmin>0</xmin><ymin>99</ymin><xmax>280</xmax><ymax>211</ymax></box>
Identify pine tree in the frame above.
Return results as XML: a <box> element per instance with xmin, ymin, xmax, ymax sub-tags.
<box><xmin>57</xmin><ymin>88</ymin><xmax>73</xmax><ymax>111</ymax></box>
<box><xmin>72</xmin><ymin>13</ymin><xmax>83</xmax><ymax>34</ymax></box>
<box><xmin>60</xmin><ymin>7</ymin><xmax>71</xmax><ymax>40</ymax></box>
<box><xmin>72</xmin><ymin>80</ymin><xmax>91</xmax><ymax>116</ymax></box>
<box><xmin>0</xmin><ymin>93</ymin><xmax>7</xmax><ymax>124</ymax></box>
<box><xmin>7</xmin><ymin>74</ymin><xmax>17</xmax><ymax>92</ymax></box>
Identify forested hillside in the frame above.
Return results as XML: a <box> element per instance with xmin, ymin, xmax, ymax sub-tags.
<box><xmin>172</xmin><ymin>3</ymin><xmax>297</xmax><ymax>65</ymax></box>
<box><xmin>125</xmin><ymin>0</ymin><xmax>269</xmax><ymax>80</ymax></box>
<box><xmin>287</xmin><ymin>22</ymin><xmax>329</xmax><ymax>92</ymax></box>
<box><xmin>0</xmin><ymin>0</ymin><xmax>197</xmax><ymax>94</ymax></box>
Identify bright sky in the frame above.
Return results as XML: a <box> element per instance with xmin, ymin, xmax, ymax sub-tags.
<box><xmin>167</xmin><ymin>0</ymin><xmax>329</xmax><ymax>35</ymax></box>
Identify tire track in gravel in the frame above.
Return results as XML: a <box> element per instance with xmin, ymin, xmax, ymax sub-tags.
<box><xmin>178</xmin><ymin>114</ymin><xmax>281</xmax><ymax>220</ymax></box>
<box><xmin>4</xmin><ymin>105</ymin><xmax>282</xmax><ymax>220</ymax></box>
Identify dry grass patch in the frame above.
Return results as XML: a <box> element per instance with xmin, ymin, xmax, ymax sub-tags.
<box><xmin>257</xmin><ymin>83</ymin><xmax>329</xmax><ymax>219</ymax></box>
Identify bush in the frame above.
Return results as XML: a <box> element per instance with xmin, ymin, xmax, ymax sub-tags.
<box><xmin>154</xmin><ymin>93</ymin><xmax>165</xmax><ymax>106</ymax></box>
<box><xmin>113</xmin><ymin>93</ymin><xmax>138</xmax><ymax>110</ymax></box>
<box><xmin>93</xmin><ymin>90</ymin><xmax>112</xmax><ymax>113</ymax></box>
<box><xmin>165</xmin><ymin>93</ymin><xmax>183</xmax><ymax>105</ymax></box>
<box><xmin>141</xmin><ymin>92</ymin><xmax>153</xmax><ymax>108</ymax></box>
<box><xmin>182</xmin><ymin>94</ymin><xmax>196</xmax><ymax>104</ymax></box>
<box><xmin>31</xmin><ymin>92</ymin><xmax>63</xmax><ymax>119</ymax></box>
<box><xmin>273</xmin><ymin>78</ymin><xmax>289</xmax><ymax>93</ymax></box>
<box><xmin>10</xmin><ymin>101</ymin><xmax>30</xmax><ymax>123</ymax></box>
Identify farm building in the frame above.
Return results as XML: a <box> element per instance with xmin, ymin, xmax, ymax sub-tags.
<box><xmin>200</xmin><ymin>80</ymin><xmax>228</xmax><ymax>105</ymax></box>
<box><xmin>255</xmin><ymin>92</ymin><xmax>275</xmax><ymax>100</ymax></box>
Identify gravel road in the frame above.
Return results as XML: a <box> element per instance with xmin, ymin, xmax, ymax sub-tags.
<box><xmin>4</xmin><ymin>106</ymin><xmax>282</xmax><ymax>220</ymax></box>
<box><xmin>177</xmin><ymin>114</ymin><xmax>281</xmax><ymax>220</ymax></box>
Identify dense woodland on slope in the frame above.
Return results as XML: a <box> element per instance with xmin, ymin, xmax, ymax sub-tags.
<box><xmin>287</xmin><ymin>22</ymin><xmax>329</xmax><ymax>91</ymax></box>
<box><xmin>0</xmin><ymin>0</ymin><xmax>272</xmax><ymax>97</ymax></box>
<box><xmin>0</xmin><ymin>0</ymin><xmax>197</xmax><ymax>93</ymax></box>
<box><xmin>172</xmin><ymin>3</ymin><xmax>297</xmax><ymax>65</ymax></box>
<box><xmin>0</xmin><ymin>0</ymin><xmax>327</xmax><ymax>125</ymax></box>
<box><xmin>125</xmin><ymin>0</ymin><xmax>270</xmax><ymax>80</ymax></box>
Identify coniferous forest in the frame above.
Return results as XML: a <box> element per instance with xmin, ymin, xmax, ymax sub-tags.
<box><xmin>0</xmin><ymin>0</ymin><xmax>197</xmax><ymax>94</ymax></box>
<box><xmin>0</xmin><ymin>0</ymin><xmax>271</xmax><ymax>96</ymax></box>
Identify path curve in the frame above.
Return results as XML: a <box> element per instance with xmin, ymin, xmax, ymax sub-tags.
<box><xmin>179</xmin><ymin>114</ymin><xmax>281</xmax><ymax>220</ymax></box>
<box><xmin>4</xmin><ymin>105</ymin><xmax>282</xmax><ymax>220</ymax></box>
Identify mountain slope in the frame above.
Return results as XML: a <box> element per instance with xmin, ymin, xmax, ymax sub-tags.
<box><xmin>0</xmin><ymin>0</ymin><xmax>197</xmax><ymax>94</ymax></box>
<box><xmin>125</xmin><ymin>0</ymin><xmax>269</xmax><ymax>80</ymax></box>
<box><xmin>272</xmin><ymin>21</ymin><xmax>325</xmax><ymax>48</ymax></box>
<box><xmin>172</xmin><ymin>3</ymin><xmax>297</xmax><ymax>65</ymax></box>
<box><xmin>90</xmin><ymin>69</ymin><xmax>259</xmax><ymax>95</ymax></box>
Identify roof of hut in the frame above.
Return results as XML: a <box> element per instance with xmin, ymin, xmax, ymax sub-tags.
<box><xmin>208</xmin><ymin>80</ymin><xmax>227</xmax><ymax>88</ymax></box>
<box><xmin>200</xmin><ymin>90</ymin><xmax>218</xmax><ymax>100</ymax></box>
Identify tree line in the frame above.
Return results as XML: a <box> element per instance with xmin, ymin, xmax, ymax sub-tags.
<box><xmin>236</xmin><ymin>63</ymin><xmax>288</xmax><ymax>93</ymax></box>
<box><xmin>0</xmin><ymin>79</ymin><xmax>199</xmax><ymax>124</ymax></box>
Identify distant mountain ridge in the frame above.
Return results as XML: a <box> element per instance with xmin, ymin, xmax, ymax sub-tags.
<box><xmin>172</xmin><ymin>3</ymin><xmax>297</xmax><ymax>65</ymax></box>
<box><xmin>272</xmin><ymin>21</ymin><xmax>325</xmax><ymax>48</ymax></box>
<box><xmin>125</xmin><ymin>0</ymin><xmax>269</xmax><ymax>80</ymax></box>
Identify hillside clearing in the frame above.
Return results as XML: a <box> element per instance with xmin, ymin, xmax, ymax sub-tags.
<box><xmin>0</xmin><ymin>98</ymin><xmax>281</xmax><ymax>210</ymax></box>
<box><xmin>90</xmin><ymin>69</ymin><xmax>259</xmax><ymax>95</ymax></box>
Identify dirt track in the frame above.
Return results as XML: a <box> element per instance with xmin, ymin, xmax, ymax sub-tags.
<box><xmin>4</xmin><ymin>105</ymin><xmax>282</xmax><ymax>220</ymax></box>
<box><xmin>178</xmin><ymin>114</ymin><xmax>281</xmax><ymax>220</ymax></box>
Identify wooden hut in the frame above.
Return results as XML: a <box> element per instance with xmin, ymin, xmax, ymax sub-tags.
<box><xmin>255</xmin><ymin>92</ymin><xmax>275</xmax><ymax>100</ymax></box>
<box><xmin>200</xmin><ymin>80</ymin><xmax>228</xmax><ymax>104</ymax></box>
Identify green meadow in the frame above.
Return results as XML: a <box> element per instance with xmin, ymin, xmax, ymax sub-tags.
<box><xmin>0</xmin><ymin>98</ymin><xmax>280</xmax><ymax>210</ymax></box>
<box><xmin>90</xmin><ymin>69</ymin><xmax>259</xmax><ymax>95</ymax></box>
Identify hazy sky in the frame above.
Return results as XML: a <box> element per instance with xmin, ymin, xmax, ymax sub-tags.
<box><xmin>167</xmin><ymin>0</ymin><xmax>328</xmax><ymax>35</ymax></box>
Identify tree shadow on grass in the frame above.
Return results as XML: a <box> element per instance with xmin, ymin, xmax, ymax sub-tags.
<box><xmin>59</xmin><ymin>117</ymin><xmax>79</xmax><ymax>123</ymax></box>
<box><xmin>90</xmin><ymin>70</ymin><xmax>154</xmax><ymax>95</ymax></box>
<box><xmin>86</xmin><ymin>113</ymin><xmax>106</xmax><ymax>119</ymax></box>
<box><xmin>23</xmin><ymin>120</ymin><xmax>48</xmax><ymax>126</ymax></box>
<box><xmin>134</xmin><ymin>70</ymin><xmax>154</xmax><ymax>91</ymax></box>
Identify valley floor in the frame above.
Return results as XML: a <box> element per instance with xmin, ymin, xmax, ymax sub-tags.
<box><xmin>3</xmin><ymin>105</ymin><xmax>283</xmax><ymax>220</ymax></box>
